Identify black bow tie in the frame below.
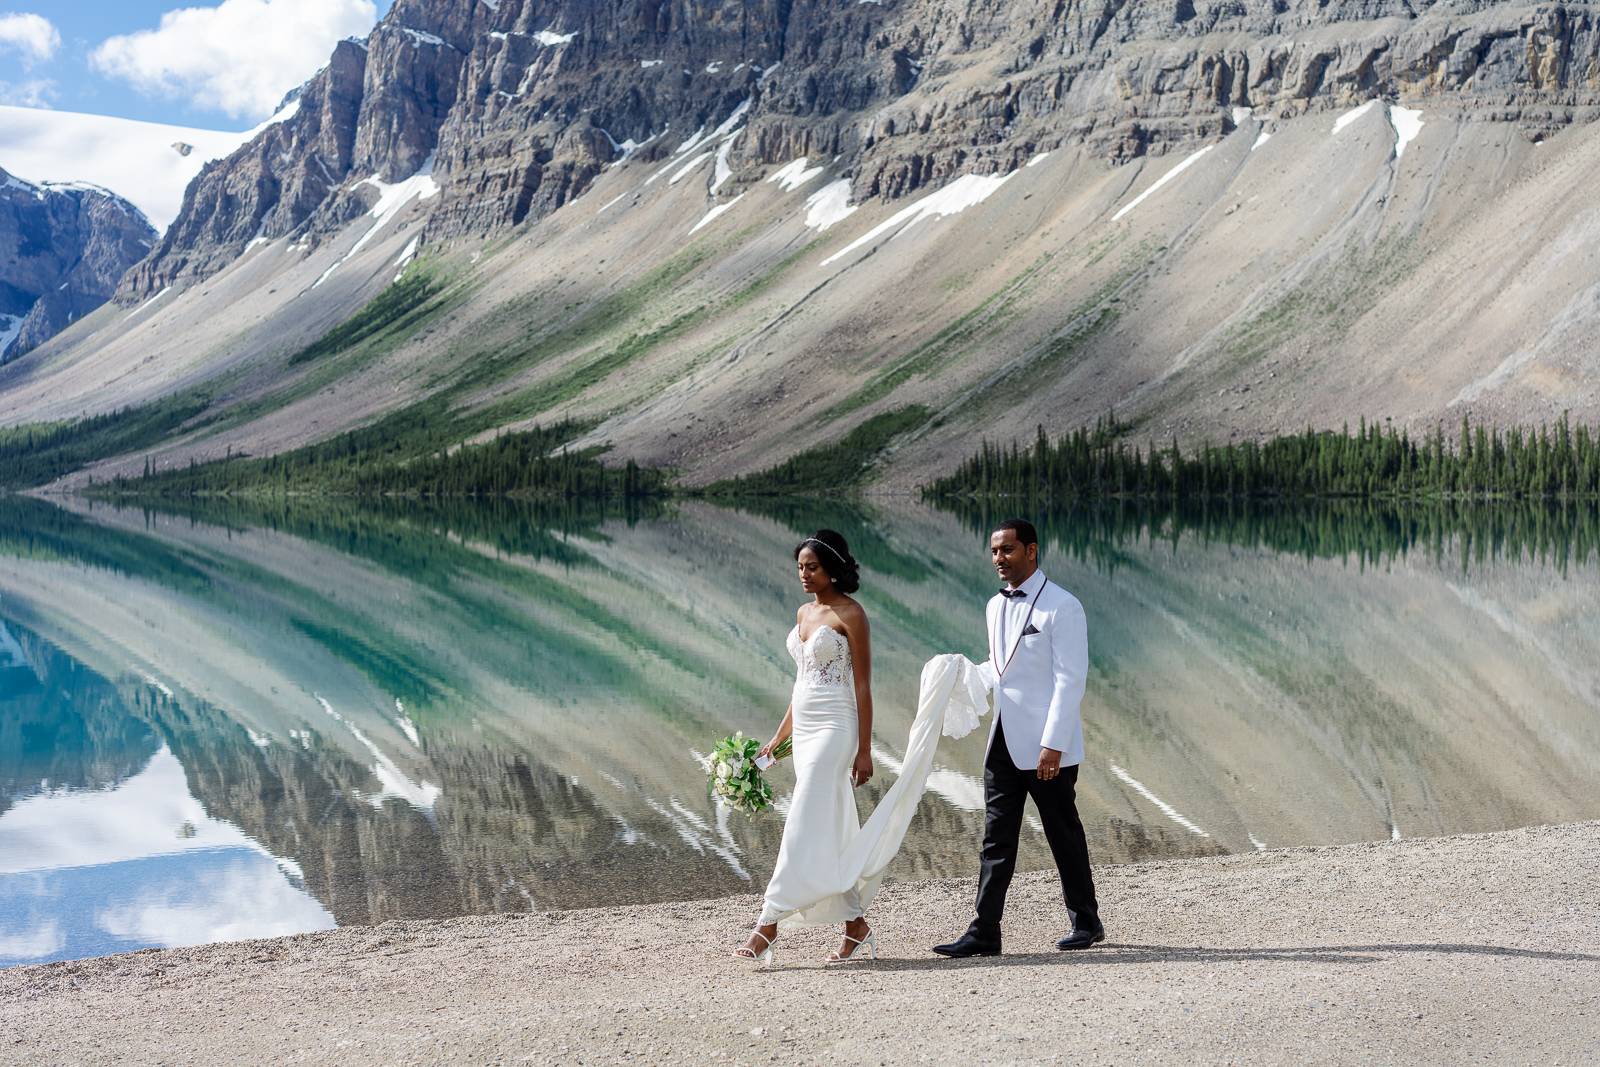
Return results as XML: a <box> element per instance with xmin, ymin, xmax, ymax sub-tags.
<box><xmin>999</xmin><ymin>587</ymin><xmax>1028</xmax><ymax>599</ymax></box>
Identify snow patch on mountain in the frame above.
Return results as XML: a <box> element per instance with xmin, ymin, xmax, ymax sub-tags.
<box><xmin>357</xmin><ymin>159</ymin><xmax>442</xmax><ymax>220</ymax></box>
<box><xmin>689</xmin><ymin>193</ymin><xmax>745</xmax><ymax>234</ymax></box>
<box><xmin>1111</xmin><ymin>146</ymin><xmax>1214</xmax><ymax>222</ymax></box>
<box><xmin>249</xmin><ymin>96</ymin><xmax>300</xmax><ymax>137</ymax></box>
<box><xmin>711</xmin><ymin>134</ymin><xmax>740</xmax><ymax>192</ymax></box>
<box><xmin>393</xmin><ymin>236</ymin><xmax>421</xmax><ymax>281</ymax></box>
<box><xmin>400</xmin><ymin>27</ymin><xmax>448</xmax><ymax>47</ymax></box>
<box><xmin>713</xmin><ymin>98</ymin><xmax>752</xmax><ymax>139</ymax></box>
<box><xmin>821</xmin><ymin>172</ymin><xmax>1012</xmax><ymax>264</ymax></box>
<box><xmin>313</xmin><ymin>156</ymin><xmax>440</xmax><ymax>289</ymax></box>
<box><xmin>804</xmin><ymin>180</ymin><xmax>856</xmax><ymax>232</ymax></box>
<box><xmin>1332</xmin><ymin>100</ymin><xmax>1379</xmax><ymax>136</ymax></box>
<box><xmin>124</xmin><ymin>287</ymin><xmax>172</xmax><ymax>321</ymax></box>
<box><xmin>666</xmin><ymin>151</ymin><xmax>714</xmax><ymax>185</ymax></box>
<box><xmin>768</xmin><ymin>157</ymin><xmax>824</xmax><ymax>191</ymax></box>
<box><xmin>0</xmin><ymin>313</ymin><xmax>24</xmax><ymax>360</ymax></box>
<box><xmin>1390</xmin><ymin>105</ymin><xmax>1424</xmax><ymax>158</ymax></box>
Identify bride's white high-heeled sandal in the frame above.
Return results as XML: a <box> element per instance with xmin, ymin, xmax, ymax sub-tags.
<box><xmin>825</xmin><ymin>926</ymin><xmax>876</xmax><ymax>964</ymax></box>
<box><xmin>734</xmin><ymin>929</ymin><xmax>776</xmax><ymax>967</ymax></box>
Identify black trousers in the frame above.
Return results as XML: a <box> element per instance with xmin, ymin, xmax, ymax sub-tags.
<box><xmin>973</xmin><ymin>716</ymin><xmax>1099</xmax><ymax>931</ymax></box>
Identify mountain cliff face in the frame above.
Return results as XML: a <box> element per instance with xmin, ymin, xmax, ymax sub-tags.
<box><xmin>5</xmin><ymin>0</ymin><xmax>1600</xmax><ymax>489</ymax></box>
<box><xmin>122</xmin><ymin>0</ymin><xmax>1600</xmax><ymax>299</ymax></box>
<box><xmin>0</xmin><ymin>170</ymin><xmax>156</xmax><ymax>363</ymax></box>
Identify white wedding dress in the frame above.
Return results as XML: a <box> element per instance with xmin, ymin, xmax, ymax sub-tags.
<box><xmin>759</xmin><ymin>625</ymin><xmax>989</xmax><ymax>928</ymax></box>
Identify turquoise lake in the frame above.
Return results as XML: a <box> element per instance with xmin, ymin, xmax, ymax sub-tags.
<box><xmin>1</xmin><ymin>495</ymin><xmax>1597</xmax><ymax>967</ymax></box>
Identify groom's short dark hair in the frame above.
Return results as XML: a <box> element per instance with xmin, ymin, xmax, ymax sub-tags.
<box><xmin>994</xmin><ymin>518</ymin><xmax>1038</xmax><ymax>546</ymax></box>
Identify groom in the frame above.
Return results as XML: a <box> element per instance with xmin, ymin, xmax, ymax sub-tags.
<box><xmin>933</xmin><ymin>518</ymin><xmax>1103</xmax><ymax>957</ymax></box>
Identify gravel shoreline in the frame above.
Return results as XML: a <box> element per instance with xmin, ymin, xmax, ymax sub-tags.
<box><xmin>4</xmin><ymin>821</ymin><xmax>1597</xmax><ymax>1065</ymax></box>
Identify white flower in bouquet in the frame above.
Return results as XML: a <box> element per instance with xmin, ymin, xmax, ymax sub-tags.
<box><xmin>705</xmin><ymin>732</ymin><xmax>791</xmax><ymax>816</ymax></box>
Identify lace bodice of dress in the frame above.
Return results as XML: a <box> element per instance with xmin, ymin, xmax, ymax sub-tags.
<box><xmin>787</xmin><ymin>624</ymin><xmax>854</xmax><ymax>689</ymax></box>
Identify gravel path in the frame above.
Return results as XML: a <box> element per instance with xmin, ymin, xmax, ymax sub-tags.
<box><xmin>4</xmin><ymin>821</ymin><xmax>1597</xmax><ymax>1065</ymax></box>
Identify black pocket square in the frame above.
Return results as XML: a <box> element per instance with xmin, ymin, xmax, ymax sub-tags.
<box><xmin>1022</xmin><ymin>624</ymin><xmax>1042</xmax><ymax>637</ymax></box>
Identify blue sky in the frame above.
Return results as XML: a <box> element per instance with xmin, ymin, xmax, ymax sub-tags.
<box><xmin>0</xmin><ymin>1</ymin><xmax>395</xmax><ymax>130</ymax></box>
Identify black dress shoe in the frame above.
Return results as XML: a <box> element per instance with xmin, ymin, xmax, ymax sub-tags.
<box><xmin>932</xmin><ymin>929</ymin><xmax>1002</xmax><ymax>958</ymax></box>
<box><xmin>1056</xmin><ymin>924</ymin><xmax>1106</xmax><ymax>950</ymax></box>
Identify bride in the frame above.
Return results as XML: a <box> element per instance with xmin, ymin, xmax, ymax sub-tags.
<box><xmin>735</xmin><ymin>529</ymin><xmax>878</xmax><ymax>965</ymax></box>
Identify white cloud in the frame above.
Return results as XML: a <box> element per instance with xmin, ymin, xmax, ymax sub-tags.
<box><xmin>0</xmin><ymin>920</ymin><xmax>65</xmax><ymax>963</ymax></box>
<box><xmin>91</xmin><ymin>0</ymin><xmax>378</xmax><ymax>121</ymax></box>
<box><xmin>0</xmin><ymin>13</ymin><xmax>59</xmax><ymax>64</ymax></box>
<box><xmin>95</xmin><ymin>854</ymin><xmax>335</xmax><ymax>949</ymax></box>
<box><xmin>0</xmin><ymin>78</ymin><xmax>56</xmax><ymax>107</ymax></box>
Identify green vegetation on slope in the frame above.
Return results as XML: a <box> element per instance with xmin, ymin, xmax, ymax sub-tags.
<box><xmin>443</xmin><ymin>246</ymin><xmax>715</xmax><ymax>401</ymax></box>
<box><xmin>109</xmin><ymin>417</ymin><xmax>667</xmax><ymax>500</ymax></box>
<box><xmin>12</xmin><ymin>230</ymin><xmax>871</xmax><ymax>501</ymax></box>
<box><xmin>464</xmin><ymin>238</ymin><xmax>819</xmax><ymax>429</ymax></box>
<box><xmin>289</xmin><ymin>269</ymin><xmax>444</xmax><ymax>366</ymax></box>
<box><xmin>703</xmin><ymin>406</ymin><xmax>931</xmax><ymax>496</ymax></box>
<box><xmin>211</xmin><ymin>261</ymin><xmax>467</xmax><ymax>437</ymax></box>
<box><xmin>831</xmin><ymin>255</ymin><xmax>1056</xmax><ymax>420</ymax></box>
<box><xmin>927</xmin><ymin>414</ymin><xmax>1600</xmax><ymax>503</ymax></box>
<box><xmin>0</xmin><ymin>393</ymin><xmax>212</xmax><ymax>491</ymax></box>
<box><xmin>0</xmin><ymin>214</ymin><xmax>827</xmax><ymax>499</ymax></box>
<box><xmin>0</xmin><ymin>264</ymin><xmax>461</xmax><ymax>492</ymax></box>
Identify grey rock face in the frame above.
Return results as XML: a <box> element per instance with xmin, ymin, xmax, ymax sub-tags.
<box><xmin>0</xmin><ymin>169</ymin><xmax>157</xmax><ymax>363</ymax></box>
<box><xmin>124</xmin><ymin>0</ymin><xmax>1600</xmax><ymax>298</ymax></box>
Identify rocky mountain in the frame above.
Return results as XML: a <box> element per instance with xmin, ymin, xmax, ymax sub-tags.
<box><xmin>122</xmin><ymin>0</ymin><xmax>1600</xmax><ymax>299</ymax></box>
<box><xmin>0</xmin><ymin>621</ymin><xmax>160</xmax><ymax>818</ymax></box>
<box><xmin>0</xmin><ymin>170</ymin><xmax>156</xmax><ymax>364</ymax></box>
<box><xmin>3</xmin><ymin>0</ymin><xmax>1600</xmax><ymax>486</ymax></box>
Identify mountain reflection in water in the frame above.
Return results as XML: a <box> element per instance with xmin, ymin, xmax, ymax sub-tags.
<box><xmin>1</xmin><ymin>494</ymin><xmax>1596</xmax><ymax>966</ymax></box>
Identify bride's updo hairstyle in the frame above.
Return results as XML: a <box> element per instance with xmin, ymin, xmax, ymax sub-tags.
<box><xmin>794</xmin><ymin>529</ymin><xmax>861</xmax><ymax>594</ymax></box>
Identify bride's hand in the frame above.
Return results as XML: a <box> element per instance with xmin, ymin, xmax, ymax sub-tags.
<box><xmin>757</xmin><ymin>738</ymin><xmax>779</xmax><ymax>761</ymax></box>
<box><xmin>851</xmin><ymin>750</ymin><xmax>873</xmax><ymax>787</ymax></box>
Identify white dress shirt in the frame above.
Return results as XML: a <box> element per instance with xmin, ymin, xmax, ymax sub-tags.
<box><xmin>996</xmin><ymin>568</ymin><xmax>1047</xmax><ymax>656</ymax></box>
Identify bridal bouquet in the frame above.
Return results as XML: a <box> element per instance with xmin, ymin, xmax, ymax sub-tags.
<box><xmin>707</xmin><ymin>733</ymin><xmax>791</xmax><ymax>816</ymax></box>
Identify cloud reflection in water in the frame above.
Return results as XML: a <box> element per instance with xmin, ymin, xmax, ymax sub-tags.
<box><xmin>0</xmin><ymin>746</ymin><xmax>334</xmax><ymax>966</ymax></box>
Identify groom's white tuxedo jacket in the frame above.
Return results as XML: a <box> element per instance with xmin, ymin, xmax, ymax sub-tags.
<box><xmin>977</xmin><ymin>568</ymin><xmax>1089</xmax><ymax>769</ymax></box>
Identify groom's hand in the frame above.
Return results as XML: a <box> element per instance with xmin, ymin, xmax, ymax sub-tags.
<box><xmin>1037</xmin><ymin>748</ymin><xmax>1063</xmax><ymax>781</ymax></box>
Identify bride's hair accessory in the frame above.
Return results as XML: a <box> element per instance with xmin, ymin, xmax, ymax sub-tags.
<box><xmin>802</xmin><ymin>538</ymin><xmax>848</xmax><ymax>565</ymax></box>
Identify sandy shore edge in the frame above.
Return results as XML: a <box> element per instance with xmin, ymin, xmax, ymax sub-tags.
<box><xmin>4</xmin><ymin>821</ymin><xmax>1599</xmax><ymax>1065</ymax></box>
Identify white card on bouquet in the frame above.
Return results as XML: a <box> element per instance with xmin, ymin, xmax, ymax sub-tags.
<box><xmin>755</xmin><ymin>754</ymin><xmax>776</xmax><ymax>771</ymax></box>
